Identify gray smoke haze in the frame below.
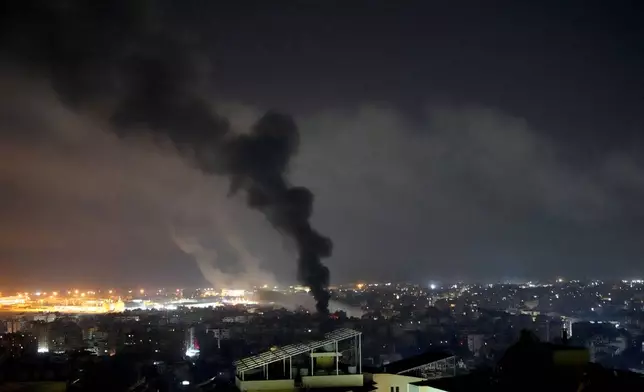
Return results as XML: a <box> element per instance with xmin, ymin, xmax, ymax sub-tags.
<box><xmin>1</xmin><ymin>2</ymin><xmax>644</xmax><ymax>292</ymax></box>
<box><xmin>1</xmin><ymin>1</ymin><xmax>332</xmax><ymax>312</ymax></box>
<box><xmin>2</xmin><ymin>69</ymin><xmax>644</xmax><ymax>288</ymax></box>
<box><xmin>170</xmin><ymin>212</ymin><xmax>278</xmax><ymax>290</ymax></box>
<box><xmin>171</xmin><ymin>232</ymin><xmax>277</xmax><ymax>291</ymax></box>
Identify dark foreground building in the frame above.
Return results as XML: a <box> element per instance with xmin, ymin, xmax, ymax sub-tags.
<box><xmin>413</xmin><ymin>330</ymin><xmax>644</xmax><ymax>392</ymax></box>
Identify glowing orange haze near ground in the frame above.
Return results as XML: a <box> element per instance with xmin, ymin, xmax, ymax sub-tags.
<box><xmin>0</xmin><ymin>291</ymin><xmax>124</xmax><ymax>314</ymax></box>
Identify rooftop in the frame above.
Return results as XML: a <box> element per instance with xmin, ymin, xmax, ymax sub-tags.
<box><xmin>411</xmin><ymin>365</ymin><xmax>644</xmax><ymax>392</ymax></box>
<box><xmin>410</xmin><ymin>372</ymin><xmax>486</xmax><ymax>389</ymax></box>
<box><xmin>234</xmin><ymin>328</ymin><xmax>362</xmax><ymax>373</ymax></box>
<box><xmin>380</xmin><ymin>351</ymin><xmax>453</xmax><ymax>375</ymax></box>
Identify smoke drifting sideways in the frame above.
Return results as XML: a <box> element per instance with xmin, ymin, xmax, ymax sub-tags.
<box><xmin>170</xmin><ymin>218</ymin><xmax>279</xmax><ymax>291</ymax></box>
<box><xmin>1</xmin><ymin>1</ymin><xmax>332</xmax><ymax>313</ymax></box>
<box><xmin>172</xmin><ymin>233</ymin><xmax>278</xmax><ymax>291</ymax></box>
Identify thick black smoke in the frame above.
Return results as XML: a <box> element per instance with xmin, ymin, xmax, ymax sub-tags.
<box><xmin>1</xmin><ymin>1</ymin><xmax>332</xmax><ymax>313</ymax></box>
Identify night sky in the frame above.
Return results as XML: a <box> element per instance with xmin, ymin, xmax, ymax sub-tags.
<box><xmin>1</xmin><ymin>1</ymin><xmax>643</xmax><ymax>288</ymax></box>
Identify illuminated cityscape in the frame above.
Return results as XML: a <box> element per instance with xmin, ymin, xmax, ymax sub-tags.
<box><xmin>1</xmin><ymin>278</ymin><xmax>644</xmax><ymax>389</ymax></box>
<box><xmin>0</xmin><ymin>288</ymin><xmax>263</xmax><ymax>314</ymax></box>
<box><xmin>0</xmin><ymin>291</ymin><xmax>124</xmax><ymax>314</ymax></box>
<box><xmin>0</xmin><ymin>285</ymin><xmax>319</xmax><ymax>314</ymax></box>
<box><xmin>2</xmin><ymin>0</ymin><xmax>644</xmax><ymax>391</ymax></box>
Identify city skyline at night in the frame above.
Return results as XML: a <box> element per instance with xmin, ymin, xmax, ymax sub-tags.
<box><xmin>1</xmin><ymin>1</ymin><xmax>643</xmax><ymax>289</ymax></box>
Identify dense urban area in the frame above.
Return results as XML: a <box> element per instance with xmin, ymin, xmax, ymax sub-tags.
<box><xmin>2</xmin><ymin>0</ymin><xmax>644</xmax><ymax>390</ymax></box>
<box><xmin>1</xmin><ymin>279</ymin><xmax>644</xmax><ymax>390</ymax></box>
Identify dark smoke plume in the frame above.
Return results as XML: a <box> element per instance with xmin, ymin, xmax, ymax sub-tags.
<box><xmin>0</xmin><ymin>1</ymin><xmax>332</xmax><ymax>313</ymax></box>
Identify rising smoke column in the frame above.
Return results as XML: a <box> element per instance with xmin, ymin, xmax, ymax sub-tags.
<box><xmin>170</xmin><ymin>214</ymin><xmax>279</xmax><ymax>290</ymax></box>
<box><xmin>1</xmin><ymin>1</ymin><xmax>332</xmax><ymax>313</ymax></box>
